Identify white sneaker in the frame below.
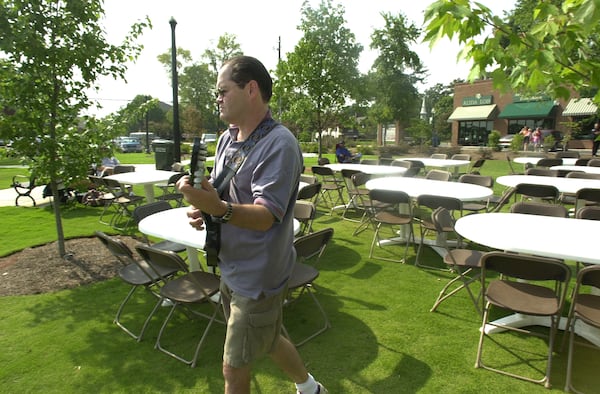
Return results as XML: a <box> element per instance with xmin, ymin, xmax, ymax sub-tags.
<box><xmin>297</xmin><ymin>382</ymin><xmax>328</xmax><ymax>394</ymax></box>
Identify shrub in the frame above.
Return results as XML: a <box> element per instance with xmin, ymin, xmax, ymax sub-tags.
<box><xmin>487</xmin><ymin>130</ymin><xmax>501</xmax><ymax>151</ymax></box>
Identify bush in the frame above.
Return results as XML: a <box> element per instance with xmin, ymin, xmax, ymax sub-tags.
<box><xmin>487</xmin><ymin>130</ymin><xmax>501</xmax><ymax>151</ymax></box>
<box><xmin>510</xmin><ymin>133</ymin><xmax>524</xmax><ymax>152</ymax></box>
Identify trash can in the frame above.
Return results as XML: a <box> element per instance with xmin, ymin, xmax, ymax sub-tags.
<box><xmin>152</xmin><ymin>139</ymin><xmax>175</xmax><ymax>170</ymax></box>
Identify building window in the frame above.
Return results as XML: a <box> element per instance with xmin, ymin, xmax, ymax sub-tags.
<box><xmin>506</xmin><ymin>119</ymin><xmax>554</xmax><ymax>134</ymax></box>
<box><xmin>457</xmin><ymin>120</ymin><xmax>493</xmax><ymax>146</ymax></box>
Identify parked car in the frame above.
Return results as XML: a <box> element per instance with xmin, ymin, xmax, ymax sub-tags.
<box><xmin>498</xmin><ymin>133</ymin><xmax>516</xmax><ymax>150</ymax></box>
<box><xmin>118</xmin><ymin>138</ymin><xmax>143</xmax><ymax>153</ymax></box>
<box><xmin>201</xmin><ymin>133</ymin><xmax>217</xmax><ymax>143</ymax></box>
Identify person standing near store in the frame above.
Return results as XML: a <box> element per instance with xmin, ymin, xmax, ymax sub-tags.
<box><xmin>177</xmin><ymin>56</ymin><xmax>327</xmax><ymax>394</ymax></box>
<box><xmin>592</xmin><ymin>122</ymin><xmax>600</xmax><ymax>157</ymax></box>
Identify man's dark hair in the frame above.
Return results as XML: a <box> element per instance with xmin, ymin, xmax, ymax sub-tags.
<box><xmin>223</xmin><ymin>56</ymin><xmax>273</xmax><ymax>103</ymax></box>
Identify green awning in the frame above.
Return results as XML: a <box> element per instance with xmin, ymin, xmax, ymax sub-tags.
<box><xmin>447</xmin><ymin>104</ymin><xmax>497</xmax><ymax>121</ymax></box>
<box><xmin>498</xmin><ymin>100</ymin><xmax>556</xmax><ymax>119</ymax></box>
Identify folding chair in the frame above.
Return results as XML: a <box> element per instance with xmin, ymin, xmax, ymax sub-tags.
<box><xmin>136</xmin><ymin>244</ymin><xmax>223</xmax><ymax>368</ymax></box>
<box><xmin>458</xmin><ymin>174</ymin><xmax>497</xmax><ymax>214</ymax></box>
<box><xmin>95</xmin><ymin>231</ymin><xmax>180</xmax><ymax>342</ymax></box>
<box><xmin>297</xmin><ymin>182</ymin><xmax>322</xmax><ymax>207</ymax></box>
<box><xmin>283</xmin><ymin>228</ymin><xmax>334</xmax><ymax>346</ymax></box>
<box><xmin>513</xmin><ymin>183</ymin><xmax>559</xmax><ymax>203</ymax></box>
<box><xmin>430</xmin><ymin>153</ymin><xmax>447</xmax><ymax>159</ymax></box>
<box><xmin>351</xmin><ymin>172</ymin><xmax>390</xmax><ymax>235</ymax></box>
<box><xmin>414</xmin><ymin>195</ymin><xmax>462</xmax><ymax>269</ymax></box>
<box><xmin>563</xmin><ymin>265</ymin><xmax>600</xmax><ymax>393</ymax></box>
<box><xmin>294</xmin><ymin>200</ymin><xmax>316</xmax><ymax>236</ymax></box>
<box><xmin>467</xmin><ymin>158</ymin><xmax>486</xmax><ymax>175</ymax></box>
<box><xmin>535</xmin><ymin>158</ymin><xmax>562</xmax><ymax>168</ymax></box>
<box><xmin>587</xmin><ymin>158</ymin><xmax>600</xmax><ymax>167</ymax></box>
<box><xmin>555</xmin><ymin>151</ymin><xmax>580</xmax><ymax>159</ymax></box>
<box><xmin>425</xmin><ymin>169</ymin><xmax>452</xmax><ymax>182</ymax></box>
<box><xmin>311</xmin><ymin>165</ymin><xmax>345</xmax><ymax>213</ymax></box>
<box><xmin>509</xmin><ymin>201</ymin><xmax>568</xmax><ymax>217</ymax></box>
<box><xmin>103</xmin><ymin>178</ymin><xmax>145</xmax><ymax>230</ymax></box>
<box><xmin>368</xmin><ymin>189</ymin><xmax>414</xmax><ymax>264</ymax></box>
<box><xmin>340</xmin><ymin>169</ymin><xmax>367</xmax><ymax>221</ymax></box>
<box><xmin>451</xmin><ymin>153</ymin><xmax>471</xmax><ymax>161</ymax></box>
<box><xmin>429</xmin><ymin>207</ymin><xmax>484</xmax><ymax>315</ymax></box>
<box><xmin>155</xmin><ymin>172</ymin><xmax>185</xmax><ymax>207</ymax></box>
<box><xmin>360</xmin><ymin>158</ymin><xmax>379</xmax><ymax>165</ymax></box>
<box><xmin>132</xmin><ymin>201</ymin><xmax>188</xmax><ymax>254</ymax></box>
<box><xmin>525</xmin><ymin>167</ymin><xmax>558</xmax><ymax>177</ymax></box>
<box><xmin>475</xmin><ymin>252</ymin><xmax>571</xmax><ymax>389</ymax></box>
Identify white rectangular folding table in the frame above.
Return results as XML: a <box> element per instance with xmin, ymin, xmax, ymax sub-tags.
<box><xmin>104</xmin><ymin>170</ymin><xmax>179</xmax><ymax>203</ymax></box>
<box><xmin>455</xmin><ymin>212</ymin><xmax>600</xmax><ymax>346</ymax></box>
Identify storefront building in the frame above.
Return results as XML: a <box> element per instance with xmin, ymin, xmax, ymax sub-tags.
<box><xmin>448</xmin><ymin>79</ymin><xmax>580</xmax><ymax>146</ymax></box>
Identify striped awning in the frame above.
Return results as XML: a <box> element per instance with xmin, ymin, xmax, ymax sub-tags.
<box><xmin>562</xmin><ymin>98</ymin><xmax>598</xmax><ymax>117</ymax></box>
<box><xmin>447</xmin><ymin>104</ymin><xmax>498</xmax><ymax>121</ymax></box>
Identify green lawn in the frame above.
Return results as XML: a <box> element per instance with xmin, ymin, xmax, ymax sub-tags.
<box><xmin>0</xmin><ymin>154</ymin><xmax>596</xmax><ymax>393</ymax></box>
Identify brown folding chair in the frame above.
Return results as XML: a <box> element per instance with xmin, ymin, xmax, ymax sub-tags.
<box><xmin>563</xmin><ymin>265</ymin><xmax>600</xmax><ymax>393</ymax></box>
<box><xmin>283</xmin><ymin>228</ymin><xmax>334</xmax><ymax>346</ymax></box>
<box><xmin>425</xmin><ymin>169</ymin><xmax>452</xmax><ymax>181</ymax></box>
<box><xmin>368</xmin><ymin>189</ymin><xmax>414</xmax><ymax>264</ymax></box>
<box><xmin>414</xmin><ymin>195</ymin><xmax>462</xmax><ymax>269</ymax></box>
<box><xmin>95</xmin><ymin>231</ymin><xmax>180</xmax><ymax>342</ymax></box>
<box><xmin>294</xmin><ymin>200</ymin><xmax>317</xmax><ymax>236</ymax></box>
<box><xmin>136</xmin><ymin>244</ymin><xmax>223</xmax><ymax>368</ymax></box>
<box><xmin>311</xmin><ymin>165</ymin><xmax>345</xmax><ymax>213</ymax></box>
<box><xmin>509</xmin><ymin>201</ymin><xmax>568</xmax><ymax>217</ymax></box>
<box><xmin>475</xmin><ymin>252</ymin><xmax>571</xmax><ymax>389</ymax></box>
<box><xmin>429</xmin><ymin>207</ymin><xmax>484</xmax><ymax>315</ymax></box>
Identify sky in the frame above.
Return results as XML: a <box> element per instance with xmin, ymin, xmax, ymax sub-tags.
<box><xmin>88</xmin><ymin>0</ymin><xmax>517</xmax><ymax>117</ymax></box>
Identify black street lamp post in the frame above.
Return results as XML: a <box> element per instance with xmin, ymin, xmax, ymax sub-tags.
<box><xmin>169</xmin><ymin>17</ymin><xmax>181</xmax><ymax>162</ymax></box>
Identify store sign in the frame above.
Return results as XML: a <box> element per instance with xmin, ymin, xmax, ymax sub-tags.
<box><xmin>462</xmin><ymin>95</ymin><xmax>493</xmax><ymax>106</ymax></box>
<box><xmin>513</xmin><ymin>94</ymin><xmax>550</xmax><ymax>103</ymax></box>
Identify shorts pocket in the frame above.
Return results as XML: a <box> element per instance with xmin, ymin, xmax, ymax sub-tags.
<box><xmin>243</xmin><ymin>308</ymin><xmax>279</xmax><ymax>362</ymax></box>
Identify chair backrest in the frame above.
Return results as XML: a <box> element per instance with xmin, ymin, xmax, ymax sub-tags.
<box><xmin>509</xmin><ymin>201</ymin><xmax>568</xmax><ymax>217</ymax></box>
<box><xmin>402</xmin><ymin>167</ymin><xmax>421</xmax><ymax>178</ymax></box>
<box><xmin>341</xmin><ymin>169</ymin><xmax>363</xmax><ymax>187</ymax></box>
<box><xmin>451</xmin><ymin>153</ymin><xmax>471</xmax><ymax>161</ymax></box>
<box><xmin>299</xmin><ymin>174</ymin><xmax>318</xmax><ymax>184</ymax></box>
<box><xmin>360</xmin><ymin>158</ymin><xmax>379</xmax><ymax>165</ymax></box>
<box><xmin>166</xmin><ymin>172</ymin><xmax>185</xmax><ymax>185</ymax></box>
<box><xmin>297</xmin><ymin>182</ymin><xmax>322</xmax><ymax>202</ymax></box>
<box><xmin>425</xmin><ymin>169</ymin><xmax>452</xmax><ymax>182</ymax></box>
<box><xmin>555</xmin><ymin>151</ymin><xmax>580</xmax><ymax>159</ymax></box>
<box><xmin>311</xmin><ymin>165</ymin><xmax>335</xmax><ymax>177</ymax></box>
<box><xmin>566</xmin><ymin>171</ymin><xmax>600</xmax><ymax>180</ymax></box>
<box><xmin>576</xmin><ymin>188</ymin><xmax>600</xmax><ymax>205</ymax></box>
<box><xmin>525</xmin><ymin>167</ymin><xmax>558</xmax><ymax>177</ymax></box>
<box><xmin>133</xmin><ymin>200</ymin><xmax>172</xmax><ymax>224</ymax></box>
<box><xmin>379</xmin><ymin>157</ymin><xmax>394</xmax><ymax>166</ymax></box>
<box><xmin>102</xmin><ymin>177</ymin><xmax>126</xmax><ymax>195</ymax></box>
<box><xmin>135</xmin><ymin>244</ymin><xmax>191</xmax><ymax>279</ymax></box>
<box><xmin>369</xmin><ymin>188</ymin><xmax>411</xmax><ymax>206</ymax></box>
<box><xmin>431</xmin><ymin>206</ymin><xmax>456</xmax><ymax>236</ymax></box>
<box><xmin>391</xmin><ymin>160</ymin><xmax>412</xmax><ymax>168</ymax></box>
<box><xmin>113</xmin><ymin>165</ymin><xmax>136</xmax><ymax>174</ymax></box>
<box><xmin>588</xmin><ymin>158</ymin><xmax>600</xmax><ymax>167</ymax></box>
<box><xmin>294</xmin><ymin>201</ymin><xmax>316</xmax><ymax>223</ymax></box>
<box><xmin>536</xmin><ymin>158</ymin><xmax>563</xmax><ymax>168</ymax></box>
<box><xmin>95</xmin><ymin>230</ymin><xmax>135</xmax><ymax>265</ymax></box>
<box><xmin>575</xmin><ymin>158</ymin><xmax>591</xmax><ymax>166</ymax></box>
<box><xmin>577</xmin><ymin>264</ymin><xmax>600</xmax><ymax>290</ymax></box>
<box><xmin>458</xmin><ymin>173</ymin><xmax>493</xmax><ymax>188</ymax></box>
<box><xmin>514</xmin><ymin>183</ymin><xmax>559</xmax><ymax>201</ymax></box>
<box><xmin>293</xmin><ymin>227</ymin><xmax>334</xmax><ymax>264</ymax></box>
<box><xmin>351</xmin><ymin>172</ymin><xmax>371</xmax><ymax>189</ymax></box>
<box><xmin>430</xmin><ymin>153</ymin><xmax>447</xmax><ymax>159</ymax></box>
<box><xmin>469</xmin><ymin>158</ymin><xmax>486</xmax><ymax>174</ymax></box>
<box><xmin>576</xmin><ymin>205</ymin><xmax>600</xmax><ymax>220</ymax></box>
<box><xmin>406</xmin><ymin>160</ymin><xmax>425</xmax><ymax>169</ymax></box>
<box><xmin>317</xmin><ymin>157</ymin><xmax>330</xmax><ymax>165</ymax></box>
<box><xmin>171</xmin><ymin>162</ymin><xmax>185</xmax><ymax>172</ymax></box>
<box><xmin>482</xmin><ymin>251</ymin><xmax>570</xmax><ymax>283</ymax></box>
<box><xmin>416</xmin><ymin>194</ymin><xmax>462</xmax><ymax>216</ymax></box>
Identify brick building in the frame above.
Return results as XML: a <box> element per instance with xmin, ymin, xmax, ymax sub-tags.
<box><xmin>447</xmin><ymin>79</ymin><xmax>594</xmax><ymax>147</ymax></box>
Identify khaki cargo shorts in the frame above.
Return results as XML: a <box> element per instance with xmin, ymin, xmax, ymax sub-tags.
<box><xmin>220</xmin><ymin>281</ymin><xmax>286</xmax><ymax>368</ymax></box>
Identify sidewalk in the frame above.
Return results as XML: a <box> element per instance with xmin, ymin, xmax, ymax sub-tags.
<box><xmin>0</xmin><ymin>162</ymin><xmax>186</xmax><ymax>208</ymax></box>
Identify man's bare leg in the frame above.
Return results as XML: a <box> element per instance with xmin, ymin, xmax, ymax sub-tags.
<box><xmin>269</xmin><ymin>335</ymin><xmax>309</xmax><ymax>383</ymax></box>
<box><xmin>223</xmin><ymin>363</ymin><xmax>251</xmax><ymax>394</ymax></box>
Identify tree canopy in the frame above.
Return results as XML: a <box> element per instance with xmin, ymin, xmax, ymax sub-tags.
<box><xmin>423</xmin><ymin>0</ymin><xmax>600</xmax><ymax>103</ymax></box>
<box><xmin>0</xmin><ymin>0</ymin><xmax>149</xmax><ymax>256</ymax></box>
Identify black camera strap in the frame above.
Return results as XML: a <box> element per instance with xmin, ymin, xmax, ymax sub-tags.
<box><xmin>204</xmin><ymin>117</ymin><xmax>279</xmax><ymax>266</ymax></box>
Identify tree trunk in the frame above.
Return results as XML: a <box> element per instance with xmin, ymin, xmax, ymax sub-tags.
<box><xmin>50</xmin><ymin>178</ymin><xmax>66</xmax><ymax>257</ymax></box>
